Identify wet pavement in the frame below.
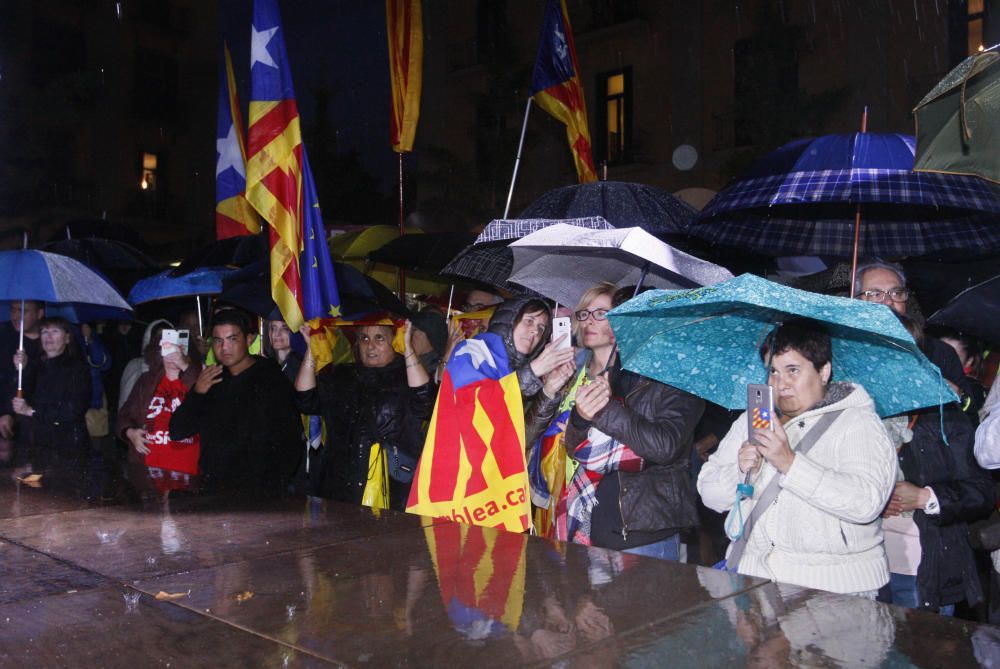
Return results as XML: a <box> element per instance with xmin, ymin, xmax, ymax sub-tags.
<box><xmin>1</xmin><ymin>474</ymin><xmax>997</xmax><ymax>668</ymax></box>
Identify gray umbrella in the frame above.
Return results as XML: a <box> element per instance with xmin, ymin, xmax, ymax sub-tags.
<box><xmin>508</xmin><ymin>224</ymin><xmax>733</xmax><ymax>307</ymax></box>
<box><xmin>441</xmin><ymin>216</ymin><xmax>613</xmax><ymax>290</ymax></box>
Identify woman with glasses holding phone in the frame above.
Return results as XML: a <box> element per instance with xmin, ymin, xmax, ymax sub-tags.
<box><xmin>529</xmin><ymin>282</ymin><xmax>704</xmax><ymax>557</ymax></box>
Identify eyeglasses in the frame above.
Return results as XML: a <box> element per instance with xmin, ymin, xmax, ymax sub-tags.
<box><xmin>574</xmin><ymin>308</ymin><xmax>609</xmax><ymax>322</ymax></box>
<box><xmin>859</xmin><ymin>288</ymin><xmax>910</xmax><ymax>303</ymax></box>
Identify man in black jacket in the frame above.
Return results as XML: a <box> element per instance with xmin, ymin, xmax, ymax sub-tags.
<box><xmin>856</xmin><ymin>260</ymin><xmax>995</xmax><ymax>612</ymax></box>
<box><xmin>170</xmin><ymin>309</ymin><xmax>302</xmax><ymax>496</ymax></box>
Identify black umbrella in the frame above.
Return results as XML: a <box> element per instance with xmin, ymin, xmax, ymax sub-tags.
<box><xmin>368</xmin><ymin>232</ymin><xmax>476</xmax><ymax>274</ymax></box>
<box><xmin>49</xmin><ymin>219</ymin><xmax>152</xmax><ymax>254</ymax></box>
<box><xmin>218</xmin><ymin>260</ymin><xmax>410</xmax><ymax>321</ymax></box>
<box><xmin>171</xmin><ymin>234</ymin><xmax>267</xmax><ymax>276</ymax></box>
<box><xmin>517</xmin><ymin>181</ymin><xmax>696</xmax><ymax>236</ymax></box>
<box><xmin>40</xmin><ymin>238</ymin><xmax>159</xmax><ymax>272</ymax></box>
<box><xmin>928</xmin><ymin>275</ymin><xmax>1000</xmax><ymax>344</ymax></box>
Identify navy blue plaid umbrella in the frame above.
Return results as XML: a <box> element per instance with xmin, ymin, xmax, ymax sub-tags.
<box><xmin>692</xmin><ymin>133</ymin><xmax>1000</xmax><ymax>257</ymax></box>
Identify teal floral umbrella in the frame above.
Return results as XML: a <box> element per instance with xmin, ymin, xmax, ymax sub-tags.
<box><xmin>608</xmin><ymin>273</ymin><xmax>954</xmax><ymax>417</ymax></box>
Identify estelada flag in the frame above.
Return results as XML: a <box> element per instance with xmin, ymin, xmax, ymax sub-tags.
<box><xmin>386</xmin><ymin>0</ymin><xmax>423</xmax><ymax>153</ymax></box>
<box><xmin>529</xmin><ymin>0</ymin><xmax>597</xmax><ymax>184</ymax></box>
<box><xmin>246</xmin><ymin>0</ymin><xmax>341</xmax><ymax>332</ymax></box>
<box><xmin>423</xmin><ymin>519</ymin><xmax>527</xmax><ymax>638</ymax></box>
<box><xmin>215</xmin><ymin>42</ymin><xmax>260</xmax><ymax>240</ymax></box>
<box><xmin>407</xmin><ymin>333</ymin><xmax>531</xmax><ymax>532</ymax></box>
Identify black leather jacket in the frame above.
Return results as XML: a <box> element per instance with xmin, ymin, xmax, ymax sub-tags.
<box><xmin>902</xmin><ymin>404</ymin><xmax>994</xmax><ymax>609</ymax></box>
<box><xmin>565</xmin><ymin>357</ymin><xmax>704</xmax><ymax>537</ymax></box>
<box><xmin>298</xmin><ymin>356</ymin><xmax>435</xmax><ymax>508</ymax></box>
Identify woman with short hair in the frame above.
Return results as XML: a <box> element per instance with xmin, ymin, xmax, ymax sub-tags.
<box><xmin>296</xmin><ymin>321</ymin><xmax>434</xmax><ymax>509</ymax></box>
<box><xmin>11</xmin><ymin>317</ymin><xmax>92</xmax><ymax>473</ymax></box>
<box><xmin>698</xmin><ymin>319</ymin><xmax>897</xmax><ymax>595</ymax></box>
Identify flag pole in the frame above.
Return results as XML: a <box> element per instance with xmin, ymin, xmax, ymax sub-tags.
<box><xmin>398</xmin><ymin>152</ymin><xmax>406</xmax><ymax>300</ymax></box>
<box><xmin>848</xmin><ymin>106</ymin><xmax>869</xmax><ymax>298</ymax></box>
<box><xmin>16</xmin><ymin>231</ymin><xmax>27</xmax><ymax>397</ymax></box>
<box><xmin>503</xmin><ymin>97</ymin><xmax>533</xmax><ymax>219</ymax></box>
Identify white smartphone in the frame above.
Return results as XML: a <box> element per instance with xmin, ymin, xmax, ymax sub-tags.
<box><xmin>746</xmin><ymin>383</ymin><xmax>774</xmax><ymax>446</ymax></box>
<box><xmin>160</xmin><ymin>329</ymin><xmax>190</xmax><ymax>357</ymax></box>
<box><xmin>550</xmin><ymin>316</ymin><xmax>572</xmax><ymax>350</ymax></box>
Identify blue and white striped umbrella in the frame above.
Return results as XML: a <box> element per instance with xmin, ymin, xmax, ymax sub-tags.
<box><xmin>0</xmin><ymin>249</ymin><xmax>132</xmax><ymax>311</ymax></box>
<box><xmin>692</xmin><ymin>133</ymin><xmax>1000</xmax><ymax>256</ymax></box>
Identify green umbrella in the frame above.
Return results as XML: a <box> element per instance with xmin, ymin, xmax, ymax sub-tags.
<box><xmin>913</xmin><ymin>48</ymin><xmax>1000</xmax><ymax>184</ymax></box>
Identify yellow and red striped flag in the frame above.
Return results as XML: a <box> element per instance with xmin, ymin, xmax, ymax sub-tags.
<box><xmin>246</xmin><ymin>0</ymin><xmax>341</xmax><ymax>333</ymax></box>
<box><xmin>529</xmin><ymin>0</ymin><xmax>597</xmax><ymax>183</ymax></box>
<box><xmin>215</xmin><ymin>42</ymin><xmax>260</xmax><ymax>240</ymax></box>
<box><xmin>423</xmin><ymin>520</ymin><xmax>527</xmax><ymax>637</ymax></box>
<box><xmin>386</xmin><ymin>0</ymin><xmax>423</xmax><ymax>153</ymax></box>
<box><xmin>407</xmin><ymin>333</ymin><xmax>531</xmax><ymax>532</ymax></box>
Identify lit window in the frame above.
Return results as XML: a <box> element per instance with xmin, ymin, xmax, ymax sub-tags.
<box><xmin>595</xmin><ymin>67</ymin><xmax>632</xmax><ymax>166</ymax></box>
<box><xmin>141</xmin><ymin>152</ymin><xmax>157</xmax><ymax>191</ymax></box>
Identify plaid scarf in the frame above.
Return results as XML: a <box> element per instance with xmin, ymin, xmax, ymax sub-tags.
<box><xmin>562</xmin><ymin>426</ymin><xmax>643</xmax><ymax>546</ymax></box>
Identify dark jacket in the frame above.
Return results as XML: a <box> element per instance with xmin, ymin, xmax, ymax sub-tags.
<box><xmin>902</xmin><ymin>404</ymin><xmax>995</xmax><ymax>609</ymax></box>
<box><xmin>170</xmin><ymin>357</ymin><xmax>301</xmax><ymax>496</ymax></box>
<box><xmin>22</xmin><ymin>351</ymin><xmax>92</xmax><ymax>455</ymax></box>
<box><xmin>924</xmin><ymin>337</ymin><xmax>984</xmax><ymax>420</ymax></box>
<box><xmin>565</xmin><ymin>357</ymin><xmax>704</xmax><ymax>545</ymax></box>
<box><xmin>297</xmin><ymin>356</ymin><xmax>435</xmax><ymax>509</ymax></box>
<box><xmin>0</xmin><ymin>323</ymin><xmax>43</xmax><ymax>416</ymax></box>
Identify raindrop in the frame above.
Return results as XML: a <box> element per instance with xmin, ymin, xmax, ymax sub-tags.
<box><xmin>123</xmin><ymin>589</ymin><xmax>141</xmax><ymax>613</ymax></box>
<box><xmin>114</xmin><ymin>2</ymin><xmax>122</xmax><ymax>21</ymax></box>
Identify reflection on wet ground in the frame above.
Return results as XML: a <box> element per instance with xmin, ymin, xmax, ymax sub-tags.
<box><xmin>0</xmin><ymin>466</ymin><xmax>996</xmax><ymax>667</ymax></box>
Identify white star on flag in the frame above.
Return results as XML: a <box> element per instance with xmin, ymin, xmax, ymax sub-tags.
<box><xmin>216</xmin><ymin>124</ymin><xmax>245</xmax><ymax>179</ymax></box>
<box><xmin>250</xmin><ymin>24</ymin><xmax>278</xmax><ymax>69</ymax></box>
<box><xmin>455</xmin><ymin>339</ymin><xmax>497</xmax><ymax>370</ymax></box>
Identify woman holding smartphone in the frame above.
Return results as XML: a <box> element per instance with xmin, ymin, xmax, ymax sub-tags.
<box><xmin>698</xmin><ymin>319</ymin><xmax>897</xmax><ymax>597</ymax></box>
<box><xmin>117</xmin><ymin>327</ymin><xmax>202</xmax><ymax>477</ymax></box>
<box><xmin>539</xmin><ymin>283</ymin><xmax>704</xmax><ymax>558</ymax></box>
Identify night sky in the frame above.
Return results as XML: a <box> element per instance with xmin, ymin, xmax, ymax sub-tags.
<box><xmin>220</xmin><ymin>0</ymin><xmax>396</xmax><ymax>192</ymax></box>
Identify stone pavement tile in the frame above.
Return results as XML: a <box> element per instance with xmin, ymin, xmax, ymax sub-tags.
<box><xmin>0</xmin><ymin>478</ymin><xmax>97</xmax><ymax>520</ymax></box>
<box><xmin>0</xmin><ymin>584</ymin><xmax>339</xmax><ymax>668</ymax></box>
<box><xmin>135</xmin><ymin>520</ymin><xmax>764</xmax><ymax>668</ymax></box>
<box><xmin>0</xmin><ymin>539</ymin><xmax>108</xmax><ymax>605</ymax></box>
<box><xmin>0</xmin><ymin>497</ymin><xmax>444</xmax><ymax>583</ymax></box>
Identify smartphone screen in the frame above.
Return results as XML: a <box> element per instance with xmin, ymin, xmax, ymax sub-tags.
<box><xmin>746</xmin><ymin>383</ymin><xmax>774</xmax><ymax>446</ymax></box>
<box><xmin>550</xmin><ymin>316</ymin><xmax>571</xmax><ymax>350</ymax></box>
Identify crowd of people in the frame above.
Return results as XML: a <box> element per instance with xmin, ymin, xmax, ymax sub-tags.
<box><xmin>1</xmin><ymin>257</ymin><xmax>998</xmax><ymax>624</ymax></box>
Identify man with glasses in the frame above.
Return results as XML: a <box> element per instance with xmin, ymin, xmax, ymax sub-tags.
<box><xmin>855</xmin><ymin>260</ymin><xmax>992</xmax><ymax>615</ymax></box>
<box><xmin>855</xmin><ymin>260</ymin><xmax>973</xmax><ymax>404</ymax></box>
